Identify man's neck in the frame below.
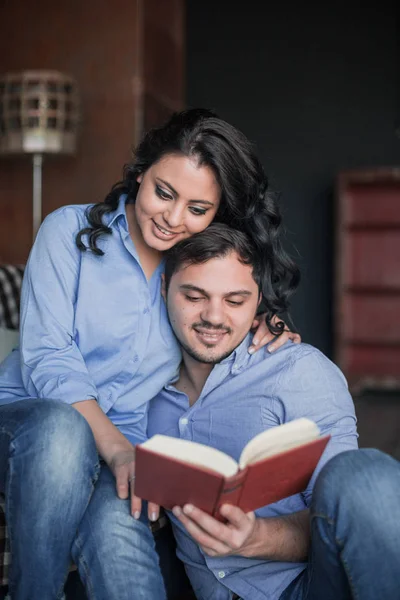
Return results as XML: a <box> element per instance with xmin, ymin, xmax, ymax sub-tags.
<box><xmin>175</xmin><ymin>351</ymin><xmax>214</xmax><ymax>406</ymax></box>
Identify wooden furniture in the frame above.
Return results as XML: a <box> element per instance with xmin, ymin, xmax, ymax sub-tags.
<box><xmin>0</xmin><ymin>0</ymin><xmax>185</xmax><ymax>265</ymax></box>
<box><xmin>335</xmin><ymin>168</ymin><xmax>400</xmax><ymax>393</ymax></box>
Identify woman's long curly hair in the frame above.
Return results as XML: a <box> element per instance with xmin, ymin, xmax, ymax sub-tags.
<box><xmin>76</xmin><ymin>108</ymin><xmax>300</xmax><ymax>334</ymax></box>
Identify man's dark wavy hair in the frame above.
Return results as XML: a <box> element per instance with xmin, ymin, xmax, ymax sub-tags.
<box><xmin>164</xmin><ymin>222</ymin><xmax>295</xmax><ymax>334</ymax></box>
<box><xmin>164</xmin><ymin>222</ymin><xmax>263</xmax><ymax>291</ymax></box>
<box><xmin>76</xmin><ymin>108</ymin><xmax>300</xmax><ymax>334</ymax></box>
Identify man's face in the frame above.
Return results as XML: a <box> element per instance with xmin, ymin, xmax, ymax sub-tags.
<box><xmin>163</xmin><ymin>252</ymin><xmax>261</xmax><ymax>364</ymax></box>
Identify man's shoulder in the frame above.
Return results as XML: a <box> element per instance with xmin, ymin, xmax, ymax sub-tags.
<box><xmin>250</xmin><ymin>340</ymin><xmax>322</xmax><ymax>366</ymax></box>
<box><xmin>248</xmin><ymin>341</ymin><xmax>347</xmax><ymax>386</ymax></box>
<box><xmin>281</xmin><ymin>342</ymin><xmax>343</xmax><ymax>373</ymax></box>
<box><xmin>272</xmin><ymin>341</ymin><xmax>328</xmax><ymax>362</ymax></box>
<box><xmin>257</xmin><ymin>341</ymin><xmax>335</xmax><ymax>366</ymax></box>
<box><xmin>265</xmin><ymin>342</ymin><xmax>348</xmax><ymax>393</ymax></box>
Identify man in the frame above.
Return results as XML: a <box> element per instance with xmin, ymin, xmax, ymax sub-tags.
<box><xmin>147</xmin><ymin>223</ymin><xmax>400</xmax><ymax>600</ymax></box>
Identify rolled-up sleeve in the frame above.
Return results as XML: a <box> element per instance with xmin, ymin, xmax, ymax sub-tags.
<box><xmin>20</xmin><ymin>208</ymin><xmax>98</xmax><ymax>404</ymax></box>
<box><xmin>274</xmin><ymin>346</ymin><xmax>358</xmax><ymax>507</ymax></box>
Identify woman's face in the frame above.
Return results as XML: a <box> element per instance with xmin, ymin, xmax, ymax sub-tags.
<box><xmin>133</xmin><ymin>154</ymin><xmax>221</xmax><ymax>252</ymax></box>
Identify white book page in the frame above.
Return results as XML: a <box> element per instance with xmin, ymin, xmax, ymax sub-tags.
<box><xmin>239</xmin><ymin>418</ymin><xmax>320</xmax><ymax>470</ymax></box>
<box><xmin>141</xmin><ymin>435</ymin><xmax>239</xmax><ymax>478</ymax></box>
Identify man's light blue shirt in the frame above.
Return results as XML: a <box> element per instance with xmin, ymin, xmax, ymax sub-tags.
<box><xmin>0</xmin><ymin>196</ymin><xmax>181</xmax><ymax>445</ymax></box>
<box><xmin>148</xmin><ymin>336</ymin><xmax>358</xmax><ymax>600</ymax></box>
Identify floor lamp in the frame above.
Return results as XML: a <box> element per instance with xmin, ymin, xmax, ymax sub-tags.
<box><xmin>0</xmin><ymin>70</ymin><xmax>80</xmax><ymax>241</ymax></box>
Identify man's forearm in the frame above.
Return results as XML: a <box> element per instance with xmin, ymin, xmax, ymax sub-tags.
<box><xmin>244</xmin><ymin>510</ymin><xmax>310</xmax><ymax>562</ymax></box>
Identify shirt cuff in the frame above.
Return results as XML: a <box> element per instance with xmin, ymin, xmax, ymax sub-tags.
<box><xmin>32</xmin><ymin>372</ymin><xmax>98</xmax><ymax>404</ymax></box>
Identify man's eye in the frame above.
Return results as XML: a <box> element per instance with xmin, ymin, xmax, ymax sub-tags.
<box><xmin>155</xmin><ymin>185</ymin><xmax>173</xmax><ymax>200</ymax></box>
<box><xmin>227</xmin><ymin>300</ymin><xmax>244</xmax><ymax>306</ymax></box>
<box><xmin>186</xmin><ymin>296</ymin><xmax>202</xmax><ymax>302</ymax></box>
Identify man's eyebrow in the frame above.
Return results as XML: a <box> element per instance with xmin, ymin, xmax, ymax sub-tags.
<box><xmin>225</xmin><ymin>290</ymin><xmax>253</xmax><ymax>297</ymax></box>
<box><xmin>179</xmin><ymin>284</ymin><xmax>208</xmax><ymax>295</ymax></box>
<box><xmin>157</xmin><ymin>179</ymin><xmax>215</xmax><ymax>206</ymax></box>
<box><xmin>179</xmin><ymin>284</ymin><xmax>253</xmax><ymax>297</ymax></box>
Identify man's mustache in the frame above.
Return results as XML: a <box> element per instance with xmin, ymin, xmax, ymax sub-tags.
<box><xmin>191</xmin><ymin>321</ymin><xmax>232</xmax><ymax>335</ymax></box>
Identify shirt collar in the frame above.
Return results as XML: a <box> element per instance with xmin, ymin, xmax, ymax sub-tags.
<box><xmin>106</xmin><ymin>193</ymin><xmax>130</xmax><ymax>229</ymax></box>
<box><xmin>219</xmin><ymin>332</ymin><xmax>254</xmax><ymax>373</ymax></box>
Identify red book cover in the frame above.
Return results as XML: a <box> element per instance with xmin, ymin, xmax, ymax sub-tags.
<box><xmin>236</xmin><ymin>436</ymin><xmax>330</xmax><ymax>512</ymax></box>
<box><xmin>135</xmin><ymin>435</ymin><xmax>330</xmax><ymax>516</ymax></box>
<box><xmin>135</xmin><ymin>445</ymin><xmax>226</xmax><ymax>514</ymax></box>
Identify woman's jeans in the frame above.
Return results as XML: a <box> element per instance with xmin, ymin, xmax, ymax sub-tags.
<box><xmin>280</xmin><ymin>448</ymin><xmax>400</xmax><ymax>600</ymax></box>
<box><xmin>0</xmin><ymin>398</ymin><xmax>167</xmax><ymax>600</ymax></box>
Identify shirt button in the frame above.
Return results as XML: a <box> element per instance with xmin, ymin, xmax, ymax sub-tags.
<box><xmin>218</xmin><ymin>571</ymin><xmax>225</xmax><ymax>579</ymax></box>
<box><xmin>143</xmin><ymin>307</ymin><xmax>150</xmax><ymax>314</ymax></box>
<box><xmin>180</xmin><ymin>417</ymin><xmax>189</xmax><ymax>426</ymax></box>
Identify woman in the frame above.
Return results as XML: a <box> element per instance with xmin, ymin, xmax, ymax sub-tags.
<box><xmin>0</xmin><ymin>109</ymin><xmax>300</xmax><ymax>599</ymax></box>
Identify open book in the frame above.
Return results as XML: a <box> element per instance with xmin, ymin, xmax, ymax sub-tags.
<box><xmin>135</xmin><ymin>418</ymin><xmax>330</xmax><ymax>518</ymax></box>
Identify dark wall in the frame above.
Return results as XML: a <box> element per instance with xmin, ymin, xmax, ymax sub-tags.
<box><xmin>186</xmin><ymin>2</ymin><xmax>400</xmax><ymax>356</ymax></box>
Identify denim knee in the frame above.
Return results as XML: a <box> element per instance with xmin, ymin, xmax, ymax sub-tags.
<box><xmin>75</xmin><ymin>465</ymin><xmax>152</xmax><ymax>552</ymax></box>
<box><xmin>89</xmin><ymin>498</ymin><xmax>150</xmax><ymax>543</ymax></box>
<box><xmin>7</xmin><ymin>398</ymin><xmax>99</xmax><ymax>488</ymax></box>
<box><xmin>312</xmin><ymin>448</ymin><xmax>398</xmax><ymax>518</ymax></box>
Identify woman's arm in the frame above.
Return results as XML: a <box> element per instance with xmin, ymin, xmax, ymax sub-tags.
<box><xmin>20</xmin><ymin>208</ymin><xmax>98</xmax><ymax>402</ymax></box>
<box><xmin>19</xmin><ymin>208</ymin><xmax>157</xmax><ymax>519</ymax></box>
<box><xmin>73</xmin><ymin>400</ymin><xmax>160</xmax><ymax>520</ymax></box>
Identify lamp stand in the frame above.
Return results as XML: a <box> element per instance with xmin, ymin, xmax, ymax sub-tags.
<box><xmin>32</xmin><ymin>153</ymin><xmax>43</xmax><ymax>241</ymax></box>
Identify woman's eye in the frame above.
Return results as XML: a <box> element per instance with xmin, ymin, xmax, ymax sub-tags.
<box><xmin>189</xmin><ymin>206</ymin><xmax>207</xmax><ymax>216</ymax></box>
<box><xmin>156</xmin><ymin>185</ymin><xmax>173</xmax><ymax>200</ymax></box>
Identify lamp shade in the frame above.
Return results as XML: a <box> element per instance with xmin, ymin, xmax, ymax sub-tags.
<box><xmin>0</xmin><ymin>70</ymin><xmax>80</xmax><ymax>156</ymax></box>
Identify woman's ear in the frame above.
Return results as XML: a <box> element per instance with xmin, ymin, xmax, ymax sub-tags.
<box><xmin>136</xmin><ymin>173</ymin><xmax>143</xmax><ymax>184</ymax></box>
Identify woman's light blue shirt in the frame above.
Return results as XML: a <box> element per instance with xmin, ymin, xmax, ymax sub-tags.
<box><xmin>0</xmin><ymin>196</ymin><xmax>181</xmax><ymax>444</ymax></box>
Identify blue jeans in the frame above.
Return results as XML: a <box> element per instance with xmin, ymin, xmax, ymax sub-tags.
<box><xmin>280</xmin><ymin>448</ymin><xmax>400</xmax><ymax>600</ymax></box>
<box><xmin>0</xmin><ymin>398</ymin><xmax>166</xmax><ymax>600</ymax></box>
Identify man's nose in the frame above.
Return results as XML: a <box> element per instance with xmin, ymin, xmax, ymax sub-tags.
<box><xmin>201</xmin><ymin>300</ymin><xmax>225</xmax><ymax>326</ymax></box>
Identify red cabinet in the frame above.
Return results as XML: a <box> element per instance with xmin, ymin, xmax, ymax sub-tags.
<box><xmin>335</xmin><ymin>169</ymin><xmax>400</xmax><ymax>392</ymax></box>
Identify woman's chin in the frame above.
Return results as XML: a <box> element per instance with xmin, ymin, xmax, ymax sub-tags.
<box><xmin>144</xmin><ymin>225</ymin><xmax>188</xmax><ymax>251</ymax></box>
<box><xmin>144</xmin><ymin>231</ymin><xmax>180</xmax><ymax>251</ymax></box>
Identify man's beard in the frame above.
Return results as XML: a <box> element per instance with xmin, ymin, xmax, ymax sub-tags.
<box><xmin>179</xmin><ymin>339</ymin><xmax>234</xmax><ymax>364</ymax></box>
<box><xmin>178</xmin><ymin>320</ymin><xmax>235</xmax><ymax>364</ymax></box>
